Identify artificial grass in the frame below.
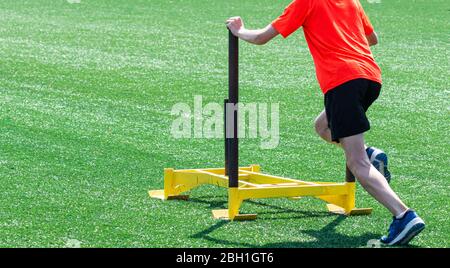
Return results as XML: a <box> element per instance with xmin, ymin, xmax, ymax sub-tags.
<box><xmin>0</xmin><ymin>0</ymin><xmax>448</xmax><ymax>247</ymax></box>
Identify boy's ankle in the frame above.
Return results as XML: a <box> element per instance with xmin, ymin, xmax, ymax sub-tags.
<box><xmin>395</xmin><ymin>208</ymin><xmax>411</xmax><ymax>219</ymax></box>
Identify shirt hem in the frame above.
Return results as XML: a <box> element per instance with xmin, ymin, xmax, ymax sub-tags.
<box><xmin>321</xmin><ymin>74</ymin><xmax>382</xmax><ymax>94</ymax></box>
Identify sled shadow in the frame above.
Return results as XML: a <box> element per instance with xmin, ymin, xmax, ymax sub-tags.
<box><xmin>187</xmin><ymin>196</ymin><xmax>422</xmax><ymax>248</ymax></box>
<box><xmin>191</xmin><ymin>215</ymin><xmax>381</xmax><ymax>248</ymax></box>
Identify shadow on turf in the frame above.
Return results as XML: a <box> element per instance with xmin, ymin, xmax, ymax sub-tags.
<box><xmin>185</xmin><ymin>196</ymin><xmax>421</xmax><ymax>248</ymax></box>
<box><xmin>188</xmin><ymin>197</ymin><xmax>381</xmax><ymax>248</ymax></box>
<box><xmin>187</xmin><ymin>196</ymin><xmax>228</xmax><ymax>208</ymax></box>
<box><xmin>191</xmin><ymin>216</ymin><xmax>382</xmax><ymax>248</ymax></box>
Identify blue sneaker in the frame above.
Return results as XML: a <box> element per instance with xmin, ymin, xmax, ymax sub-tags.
<box><xmin>366</xmin><ymin>147</ymin><xmax>391</xmax><ymax>183</ymax></box>
<box><xmin>380</xmin><ymin>210</ymin><xmax>425</xmax><ymax>246</ymax></box>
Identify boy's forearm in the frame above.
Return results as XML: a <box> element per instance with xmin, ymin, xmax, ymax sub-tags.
<box><xmin>236</xmin><ymin>25</ymin><xmax>278</xmax><ymax>45</ymax></box>
<box><xmin>236</xmin><ymin>28</ymin><xmax>267</xmax><ymax>45</ymax></box>
<box><xmin>226</xmin><ymin>17</ymin><xmax>278</xmax><ymax>45</ymax></box>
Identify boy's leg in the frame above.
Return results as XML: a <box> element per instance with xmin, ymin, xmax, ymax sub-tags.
<box><xmin>341</xmin><ymin>133</ymin><xmax>426</xmax><ymax>245</ymax></box>
<box><xmin>339</xmin><ymin>133</ymin><xmax>407</xmax><ymax>216</ymax></box>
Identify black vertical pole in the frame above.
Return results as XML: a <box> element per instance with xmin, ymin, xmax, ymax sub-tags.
<box><xmin>346</xmin><ymin>165</ymin><xmax>356</xmax><ymax>182</ymax></box>
<box><xmin>224</xmin><ymin>99</ymin><xmax>229</xmax><ymax>176</ymax></box>
<box><xmin>227</xmin><ymin>30</ymin><xmax>239</xmax><ymax>188</ymax></box>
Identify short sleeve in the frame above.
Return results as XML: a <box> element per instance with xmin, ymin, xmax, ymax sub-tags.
<box><xmin>271</xmin><ymin>0</ymin><xmax>312</xmax><ymax>38</ymax></box>
<box><xmin>357</xmin><ymin>1</ymin><xmax>374</xmax><ymax>35</ymax></box>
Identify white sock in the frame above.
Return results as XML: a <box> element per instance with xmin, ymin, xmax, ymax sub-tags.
<box><xmin>395</xmin><ymin>209</ymin><xmax>409</xmax><ymax>219</ymax></box>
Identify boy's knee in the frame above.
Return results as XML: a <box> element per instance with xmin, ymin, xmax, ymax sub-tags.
<box><xmin>314</xmin><ymin>117</ymin><xmax>326</xmax><ymax>137</ymax></box>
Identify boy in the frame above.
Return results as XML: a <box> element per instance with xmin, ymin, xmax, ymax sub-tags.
<box><xmin>226</xmin><ymin>0</ymin><xmax>425</xmax><ymax>246</ymax></box>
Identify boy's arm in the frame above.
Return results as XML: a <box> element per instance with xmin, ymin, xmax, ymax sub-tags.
<box><xmin>366</xmin><ymin>31</ymin><xmax>378</xmax><ymax>46</ymax></box>
<box><xmin>357</xmin><ymin>1</ymin><xmax>378</xmax><ymax>46</ymax></box>
<box><xmin>226</xmin><ymin>17</ymin><xmax>279</xmax><ymax>45</ymax></box>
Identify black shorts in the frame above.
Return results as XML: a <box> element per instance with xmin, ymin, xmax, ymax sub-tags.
<box><xmin>324</xmin><ymin>78</ymin><xmax>381</xmax><ymax>142</ymax></box>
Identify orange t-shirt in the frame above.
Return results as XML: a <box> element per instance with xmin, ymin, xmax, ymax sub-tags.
<box><xmin>272</xmin><ymin>0</ymin><xmax>382</xmax><ymax>94</ymax></box>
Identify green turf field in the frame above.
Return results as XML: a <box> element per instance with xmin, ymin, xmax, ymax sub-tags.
<box><xmin>0</xmin><ymin>0</ymin><xmax>448</xmax><ymax>248</ymax></box>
